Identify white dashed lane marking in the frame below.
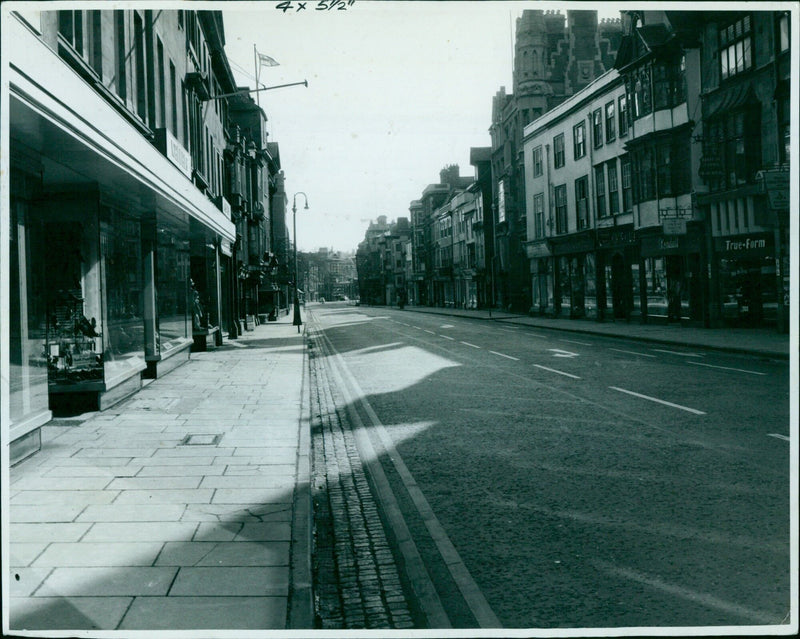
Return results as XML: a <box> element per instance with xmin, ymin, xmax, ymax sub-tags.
<box><xmin>688</xmin><ymin>361</ymin><xmax>766</xmax><ymax>376</ymax></box>
<box><xmin>609</xmin><ymin>386</ymin><xmax>706</xmax><ymax>415</ymax></box>
<box><xmin>768</xmin><ymin>433</ymin><xmax>790</xmax><ymax>441</ymax></box>
<box><xmin>490</xmin><ymin>351</ymin><xmax>519</xmax><ymax>361</ymax></box>
<box><xmin>460</xmin><ymin>341</ymin><xmax>481</xmax><ymax>349</ymax></box>
<box><xmin>609</xmin><ymin>348</ymin><xmax>657</xmax><ymax>358</ymax></box>
<box><xmin>533</xmin><ymin>364</ymin><xmax>581</xmax><ymax>379</ymax></box>
<box><xmin>651</xmin><ymin>349</ymin><xmax>703</xmax><ymax>358</ymax></box>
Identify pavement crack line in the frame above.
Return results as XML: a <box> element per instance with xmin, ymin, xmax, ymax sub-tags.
<box><xmin>317</xmin><ymin>325</ymin><xmax>501</xmax><ymax>629</ymax></box>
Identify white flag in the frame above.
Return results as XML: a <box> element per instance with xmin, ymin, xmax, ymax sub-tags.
<box><xmin>258</xmin><ymin>52</ymin><xmax>280</xmax><ymax>69</ymax></box>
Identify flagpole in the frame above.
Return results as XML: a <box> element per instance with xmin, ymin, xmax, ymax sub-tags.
<box><xmin>253</xmin><ymin>44</ymin><xmax>260</xmax><ymax>109</ymax></box>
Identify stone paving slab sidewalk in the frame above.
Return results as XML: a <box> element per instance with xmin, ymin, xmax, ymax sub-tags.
<box><xmin>384</xmin><ymin>305</ymin><xmax>791</xmax><ymax>360</ymax></box>
<box><xmin>6</xmin><ymin>313</ymin><xmax>312</xmax><ymax>633</ymax></box>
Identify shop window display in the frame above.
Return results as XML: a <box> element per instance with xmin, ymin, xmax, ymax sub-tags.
<box><xmin>101</xmin><ymin>210</ymin><xmax>146</xmax><ymax>379</ymax></box>
<box><xmin>557</xmin><ymin>257</ymin><xmax>571</xmax><ymax>316</ymax></box>
<box><xmin>9</xmin><ymin>192</ymin><xmax>50</xmax><ymax>424</ymax></box>
<box><xmin>719</xmin><ymin>256</ymin><xmax>778</xmax><ymax>326</ymax></box>
<box><xmin>584</xmin><ymin>253</ymin><xmax>597</xmax><ymax>319</ymax></box>
<box><xmin>631</xmin><ymin>262</ymin><xmax>642</xmax><ymax>317</ymax></box>
<box><xmin>156</xmin><ymin>226</ymin><xmax>191</xmax><ymax>354</ymax></box>
<box><xmin>644</xmin><ymin>257</ymin><xmax>669</xmax><ymax>318</ymax></box>
<box><xmin>45</xmin><ymin>220</ymin><xmax>104</xmax><ymax>388</ymax></box>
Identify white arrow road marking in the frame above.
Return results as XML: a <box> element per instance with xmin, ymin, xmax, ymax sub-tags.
<box><xmin>533</xmin><ymin>364</ymin><xmax>581</xmax><ymax>379</ymax></box>
<box><xmin>688</xmin><ymin>361</ymin><xmax>766</xmax><ymax>376</ymax></box>
<box><xmin>609</xmin><ymin>386</ymin><xmax>706</xmax><ymax>415</ymax></box>
<box><xmin>490</xmin><ymin>350</ymin><xmax>519</xmax><ymax>361</ymax></box>
<box><xmin>548</xmin><ymin>348</ymin><xmax>579</xmax><ymax>358</ymax></box>
<box><xmin>651</xmin><ymin>348</ymin><xmax>704</xmax><ymax>357</ymax></box>
<box><xmin>768</xmin><ymin>433</ymin><xmax>790</xmax><ymax>441</ymax></box>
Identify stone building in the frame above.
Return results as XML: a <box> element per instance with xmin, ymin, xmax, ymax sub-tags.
<box><xmin>490</xmin><ymin>10</ymin><xmax>622</xmax><ymax>312</ymax></box>
<box><xmin>5</xmin><ymin>8</ymin><xmax>289</xmax><ymax>462</ymax></box>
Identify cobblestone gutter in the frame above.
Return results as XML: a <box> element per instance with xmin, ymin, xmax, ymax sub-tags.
<box><xmin>307</xmin><ymin>334</ymin><xmax>415</xmax><ymax>629</ymax></box>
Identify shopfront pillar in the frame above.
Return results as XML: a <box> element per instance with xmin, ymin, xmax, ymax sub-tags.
<box><xmin>142</xmin><ymin>218</ymin><xmax>158</xmax><ymax>359</ymax></box>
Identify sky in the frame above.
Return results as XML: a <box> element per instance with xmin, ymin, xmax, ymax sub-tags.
<box><xmin>222</xmin><ymin>1</ymin><xmax>624</xmax><ymax>252</ymax></box>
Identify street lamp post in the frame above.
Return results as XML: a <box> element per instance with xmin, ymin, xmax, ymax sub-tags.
<box><xmin>292</xmin><ymin>192</ymin><xmax>309</xmax><ymax>333</ymax></box>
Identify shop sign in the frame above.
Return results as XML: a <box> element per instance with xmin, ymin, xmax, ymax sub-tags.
<box><xmin>757</xmin><ymin>169</ymin><xmax>790</xmax><ymax>211</ymax></box>
<box><xmin>713</xmin><ymin>233</ymin><xmax>771</xmax><ymax>254</ymax></box>
<box><xmin>217</xmin><ymin>196</ymin><xmax>231</xmax><ymax>217</ymax></box>
<box><xmin>219</xmin><ymin>238</ymin><xmax>232</xmax><ymax>257</ymax></box>
<box><xmin>526</xmin><ymin>241</ymin><xmax>551</xmax><ymax>258</ymax></box>
<box><xmin>596</xmin><ymin>227</ymin><xmax>635</xmax><ymax>248</ymax></box>
<box><xmin>549</xmin><ymin>232</ymin><xmax>596</xmax><ymax>256</ymax></box>
<box><xmin>165</xmin><ymin>129</ymin><xmax>192</xmax><ymax>179</ymax></box>
<box><xmin>641</xmin><ymin>235</ymin><xmax>690</xmax><ymax>256</ymax></box>
<box><xmin>662</xmin><ymin>218</ymin><xmax>687</xmax><ymax>236</ymax></box>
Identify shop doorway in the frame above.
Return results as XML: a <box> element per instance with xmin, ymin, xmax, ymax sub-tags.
<box><xmin>610</xmin><ymin>253</ymin><xmax>627</xmax><ymax>319</ymax></box>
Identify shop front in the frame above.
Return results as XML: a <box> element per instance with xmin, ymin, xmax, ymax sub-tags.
<box><xmin>595</xmin><ymin>225</ymin><xmax>639</xmax><ymax>321</ymax></box>
<box><xmin>8</xmin><ymin>167</ymin><xmax>51</xmax><ymax>463</ymax></box>
<box><xmin>714</xmin><ymin>232</ymin><xmax>778</xmax><ymax>327</ymax></box>
<box><xmin>146</xmin><ymin>210</ymin><xmax>193</xmax><ymax>376</ymax></box>
<box><xmin>550</xmin><ymin>232</ymin><xmax>597</xmax><ymax>319</ymax></box>
<box><xmin>526</xmin><ymin>239</ymin><xmax>552</xmax><ymax>315</ymax></box>
<box><xmin>638</xmin><ymin>225</ymin><xmax>705</xmax><ymax>323</ymax></box>
<box><xmin>6</xmin><ymin>16</ymin><xmax>235</xmax><ymax>461</ymax></box>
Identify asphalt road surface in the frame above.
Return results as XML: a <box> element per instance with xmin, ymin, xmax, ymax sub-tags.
<box><xmin>307</xmin><ymin>302</ymin><xmax>791</xmax><ymax>631</ymax></box>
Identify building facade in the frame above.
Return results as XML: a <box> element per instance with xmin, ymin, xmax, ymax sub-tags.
<box><xmin>694</xmin><ymin>10</ymin><xmax>791</xmax><ymax>332</ymax></box>
<box><xmin>523</xmin><ymin>70</ymin><xmax>630</xmax><ymax>320</ymax></box>
<box><xmin>5</xmin><ymin>8</ymin><xmax>290</xmax><ymax>463</ymax></box>
<box><xmin>490</xmin><ymin>10</ymin><xmax>622</xmax><ymax>313</ymax></box>
<box><xmin>522</xmin><ymin>8</ymin><xmax>791</xmax><ymax>331</ymax></box>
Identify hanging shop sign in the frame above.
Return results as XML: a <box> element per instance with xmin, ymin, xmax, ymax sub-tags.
<box><xmin>219</xmin><ymin>238</ymin><xmax>232</xmax><ymax>257</ymax></box>
<box><xmin>757</xmin><ymin>169</ymin><xmax>790</xmax><ymax>211</ymax></box>
<box><xmin>662</xmin><ymin>218</ymin><xmax>687</xmax><ymax>236</ymax></box>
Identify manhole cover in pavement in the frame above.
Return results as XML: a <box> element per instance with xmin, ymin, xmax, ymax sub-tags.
<box><xmin>180</xmin><ymin>434</ymin><xmax>222</xmax><ymax>446</ymax></box>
